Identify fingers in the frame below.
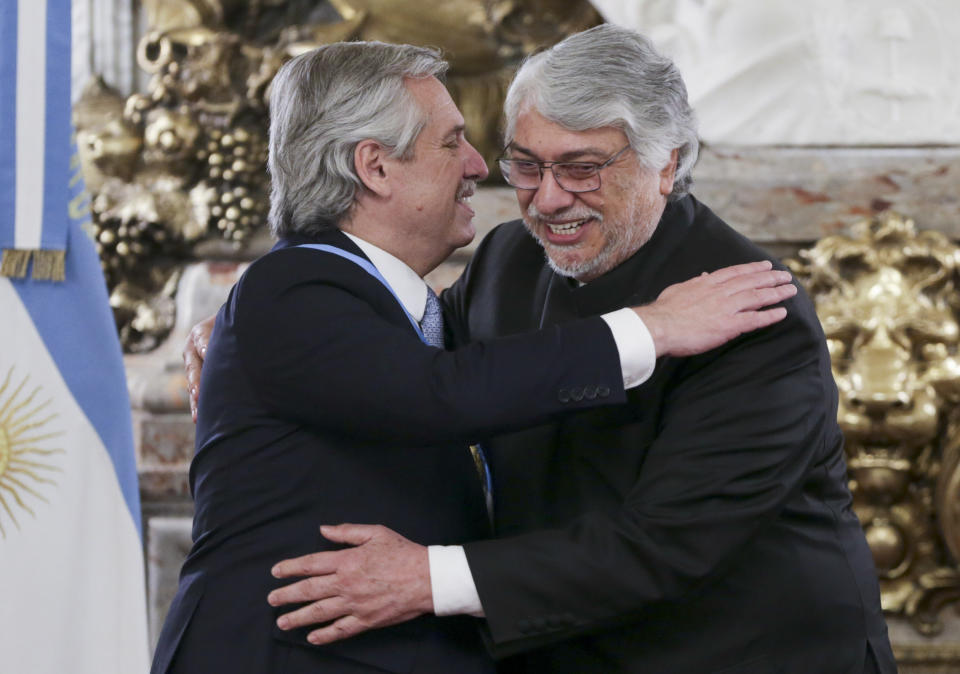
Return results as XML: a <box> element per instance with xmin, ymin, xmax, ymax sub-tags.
<box><xmin>268</xmin><ymin>575</ymin><xmax>336</xmax><ymax>608</ymax></box>
<box><xmin>182</xmin><ymin>341</ymin><xmax>201</xmax><ymax>423</ymax></box>
<box><xmin>182</xmin><ymin>317</ymin><xmax>215</xmax><ymax>422</ymax></box>
<box><xmin>730</xmin><ymin>283</ymin><xmax>797</xmax><ymax>312</ymax></box>
<box><xmin>717</xmin><ymin>269</ymin><xmax>794</xmax><ymax>296</ymax></box>
<box><xmin>753</xmin><ymin>307</ymin><xmax>788</xmax><ymax>327</ymax></box>
<box><xmin>731</xmin><ymin>307</ymin><xmax>788</xmax><ymax>334</ymax></box>
<box><xmin>319</xmin><ymin>523</ymin><xmax>381</xmax><ymax>546</ymax></box>
<box><xmin>704</xmin><ymin>260</ymin><xmax>773</xmax><ymax>284</ymax></box>
<box><xmin>272</xmin><ymin>551</ymin><xmax>343</xmax><ymax>579</ymax></box>
<box><xmin>184</xmin><ymin>326</ymin><xmax>208</xmax><ymax>386</ymax></box>
<box><xmin>307</xmin><ymin>616</ymin><xmax>367</xmax><ymax>646</ymax></box>
<box><xmin>275</xmin><ymin>597</ymin><xmax>347</xmax><ymax>632</ymax></box>
<box><xmin>183</xmin><ymin>334</ymin><xmax>204</xmax><ymax>422</ymax></box>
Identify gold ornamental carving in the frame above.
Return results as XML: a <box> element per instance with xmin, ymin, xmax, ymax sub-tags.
<box><xmin>789</xmin><ymin>212</ymin><xmax>960</xmax><ymax>635</ymax></box>
<box><xmin>73</xmin><ymin>0</ymin><xmax>600</xmax><ymax>352</ymax></box>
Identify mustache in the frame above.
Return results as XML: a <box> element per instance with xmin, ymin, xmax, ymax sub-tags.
<box><xmin>524</xmin><ymin>203</ymin><xmax>603</xmax><ymax>224</ymax></box>
<box><xmin>456</xmin><ymin>180</ymin><xmax>476</xmax><ymax>200</ymax></box>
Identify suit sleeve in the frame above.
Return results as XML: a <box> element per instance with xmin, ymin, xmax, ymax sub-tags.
<box><xmin>462</xmin><ymin>295</ymin><xmax>836</xmax><ymax>655</ymax></box>
<box><xmin>232</xmin><ymin>256</ymin><xmax>626</xmax><ymax>446</ymax></box>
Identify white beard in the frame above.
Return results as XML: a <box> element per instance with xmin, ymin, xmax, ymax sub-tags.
<box><xmin>523</xmin><ymin>189</ymin><xmax>660</xmax><ymax>281</ymax></box>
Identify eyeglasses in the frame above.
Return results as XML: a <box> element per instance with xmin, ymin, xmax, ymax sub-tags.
<box><xmin>498</xmin><ymin>145</ymin><xmax>632</xmax><ymax>193</ymax></box>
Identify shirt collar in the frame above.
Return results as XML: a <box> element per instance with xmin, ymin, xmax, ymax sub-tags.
<box><xmin>342</xmin><ymin>232</ymin><xmax>429</xmax><ymax>322</ymax></box>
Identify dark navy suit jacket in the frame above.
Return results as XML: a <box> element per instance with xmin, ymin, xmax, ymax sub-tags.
<box><xmin>150</xmin><ymin>229</ymin><xmax>626</xmax><ymax>674</ymax></box>
<box><xmin>445</xmin><ymin>196</ymin><xmax>897</xmax><ymax>674</ymax></box>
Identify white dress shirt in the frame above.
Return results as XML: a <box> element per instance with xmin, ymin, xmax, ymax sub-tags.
<box><xmin>342</xmin><ymin>232</ymin><xmax>656</xmax><ymax>617</ymax></box>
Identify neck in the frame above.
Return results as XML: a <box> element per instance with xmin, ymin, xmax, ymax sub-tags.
<box><xmin>340</xmin><ymin>215</ymin><xmax>440</xmax><ymax>278</ymax></box>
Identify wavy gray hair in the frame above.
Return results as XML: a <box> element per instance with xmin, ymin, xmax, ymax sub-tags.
<box><xmin>267</xmin><ymin>41</ymin><xmax>448</xmax><ymax>238</ymax></box>
<box><xmin>503</xmin><ymin>24</ymin><xmax>699</xmax><ymax>200</ymax></box>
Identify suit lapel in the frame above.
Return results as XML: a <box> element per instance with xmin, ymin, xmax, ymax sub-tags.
<box><xmin>277</xmin><ymin>229</ymin><xmax>424</xmax><ymax>341</ymax></box>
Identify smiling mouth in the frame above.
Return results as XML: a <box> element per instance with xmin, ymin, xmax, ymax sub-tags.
<box><xmin>455</xmin><ymin>182</ymin><xmax>476</xmax><ymax>214</ymax></box>
<box><xmin>546</xmin><ymin>217</ymin><xmax>593</xmax><ymax>236</ymax></box>
<box><xmin>456</xmin><ymin>181</ymin><xmax>475</xmax><ymax>201</ymax></box>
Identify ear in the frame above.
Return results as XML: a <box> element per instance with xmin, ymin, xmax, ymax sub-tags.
<box><xmin>354</xmin><ymin>139</ymin><xmax>392</xmax><ymax>198</ymax></box>
<box><xmin>659</xmin><ymin>148</ymin><xmax>679</xmax><ymax>196</ymax></box>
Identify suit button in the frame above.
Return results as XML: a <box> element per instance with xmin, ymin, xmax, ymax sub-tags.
<box><xmin>517</xmin><ymin>619</ymin><xmax>533</xmax><ymax>634</ymax></box>
<box><xmin>597</xmin><ymin>386</ymin><xmax>610</xmax><ymax>398</ymax></box>
<box><xmin>570</xmin><ymin>387</ymin><xmax>584</xmax><ymax>402</ymax></box>
<box><xmin>558</xmin><ymin>388</ymin><xmax>571</xmax><ymax>403</ymax></box>
<box><xmin>583</xmin><ymin>385</ymin><xmax>597</xmax><ymax>400</ymax></box>
<box><xmin>531</xmin><ymin>617</ymin><xmax>547</xmax><ymax>631</ymax></box>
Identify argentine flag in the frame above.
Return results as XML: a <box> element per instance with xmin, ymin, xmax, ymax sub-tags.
<box><xmin>0</xmin><ymin>1</ymin><xmax>149</xmax><ymax>672</ymax></box>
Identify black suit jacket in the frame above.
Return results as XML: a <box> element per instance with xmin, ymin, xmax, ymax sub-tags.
<box><xmin>151</xmin><ymin>229</ymin><xmax>627</xmax><ymax>674</ymax></box>
<box><xmin>445</xmin><ymin>196</ymin><xmax>897</xmax><ymax>674</ymax></box>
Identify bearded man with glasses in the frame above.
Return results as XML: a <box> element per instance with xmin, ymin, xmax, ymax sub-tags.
<box><xmin>185</xmin><ymin>23</ymin><xmax>895</xmax><ymax>674</ymax></box>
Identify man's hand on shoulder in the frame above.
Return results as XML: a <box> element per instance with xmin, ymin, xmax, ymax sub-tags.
<box><xmin>268</xmin><ymin>524</ymin><xmax>433</xmax><ymax>645</ymax></box>
<box><xmin>182</xmin><ymin>316</ymin><xmax>215</xmax><ymax>422</ymax></box>
<box><xmin>636</xmin><ymin>261</ymin><xmax>797</xmax><ymax>358</ymax></box>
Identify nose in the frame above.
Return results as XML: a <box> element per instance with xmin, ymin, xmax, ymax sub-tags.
<box><xmin>532</xmin><ymin>167</ymin><xmax>576</xmax><ymax>214</ymax></box>
<box><xmin>463</xmin><ymin>139</ymin><xmax>489</xmax><ymax>181</ymax></box>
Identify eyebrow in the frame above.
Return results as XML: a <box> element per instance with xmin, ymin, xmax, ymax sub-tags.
<box><xmin>444</xmin><ymin>124</ymin><xmax>467</xmax><ymax>141</ymax></box>
<box><xmin>506</xmin><ymin>141</ymin><xmax>611</xmax><ymax>162</ymax></box>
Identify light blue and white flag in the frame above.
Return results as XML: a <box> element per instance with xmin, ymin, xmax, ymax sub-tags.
<box><xmin>0</xmin><ymin>1</ymin><xmax>149</xmax><ymax>672</ymax></box>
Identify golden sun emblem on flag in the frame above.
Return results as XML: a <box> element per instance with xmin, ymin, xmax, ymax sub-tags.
<box><xmin>0</xmin><ymin>366</ymin><xmax>63</xmax><ymax>538</ymax></box>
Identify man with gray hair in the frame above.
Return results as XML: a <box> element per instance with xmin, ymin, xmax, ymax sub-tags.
<box><xmin>263</xmin><ymin>25</ymin><xmax>897</xmax><ymax>674</ymax></box>
<box><xmin>162</xmin><ymin>37</ymin><xmax>794</xmax><ymax>674</ymax></box>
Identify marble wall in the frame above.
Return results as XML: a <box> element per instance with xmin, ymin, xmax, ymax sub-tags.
<box><xmin>590</xmin><ymin>0</ymin><xmax>960</xmax><ymax>146</ymax></box>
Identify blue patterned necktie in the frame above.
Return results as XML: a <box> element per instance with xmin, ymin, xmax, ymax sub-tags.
<box><xmin>420</xmin><ymin>286</ymin><xmax>445</xmax><ymax>348</ymax></box>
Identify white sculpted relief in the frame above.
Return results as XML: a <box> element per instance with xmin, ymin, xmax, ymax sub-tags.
<box><xmin>589</xmin><ymin>0</ymin><xmax>960</xmax><ymax>144</ymax></box>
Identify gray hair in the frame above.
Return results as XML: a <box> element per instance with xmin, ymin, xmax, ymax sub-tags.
<box><xmin>504</xmin><ymin>24</ymin><xmax>699</xmax><ymax>200</ymax></box>
<box><xmin>267</xmin><ymin>41</ymin><xmax>448</xmax><ymax>237</ymax></box>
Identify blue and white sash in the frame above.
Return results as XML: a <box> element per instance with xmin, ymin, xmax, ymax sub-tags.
<box><xmin>297</xmin><ymin>243</ymin><xmax>429</xmax><ymax>344</ymax></box>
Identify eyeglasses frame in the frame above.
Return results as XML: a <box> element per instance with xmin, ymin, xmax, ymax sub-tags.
<box><xmin>497</xmin><ymin>144</ymin><xmax>633</xmax><ymax>193</ymax></box>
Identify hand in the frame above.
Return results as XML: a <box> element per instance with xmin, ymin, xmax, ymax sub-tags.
<box><xmin>182</xmin><ymin>316</ymin><xmax>215</xmax><ymax>422</ymax></box>
<box><xmin>268</xmin><ymin>524</ymin><xmax>433</xmax><ymax>645</ymax></box>
<box><xmin>635</xmin><ymin>261</ymin><xmax>797</xmax><ymax>358</ymax></box>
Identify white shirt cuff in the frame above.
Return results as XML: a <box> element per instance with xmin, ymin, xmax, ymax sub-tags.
<box><xmin>428</xmin><ymin>545</ymin><xmax>484</xmax><ymax>617</ymax></box>
<box><xmin>600</xmin><ymin>308</ymin><xmax>656</xmax><ymax>389</ymax></box>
